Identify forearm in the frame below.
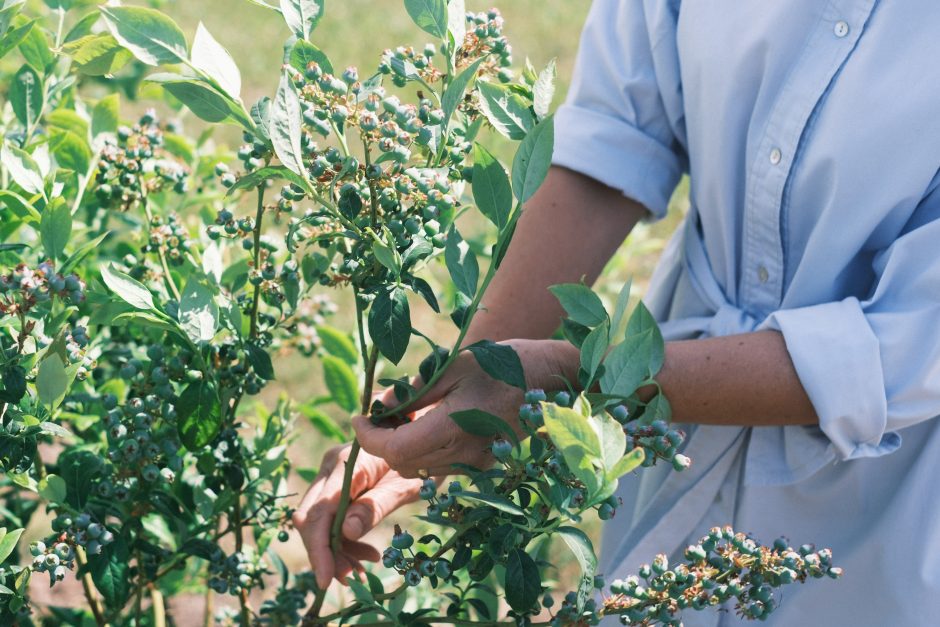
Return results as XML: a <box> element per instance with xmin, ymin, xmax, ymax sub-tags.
<box><xmin>533</xmin><ymin>331</ymin><xmax>819</xmax><ymax>427</ymax></box>
<box><xmin>465</xmin><ymin>166</ymin><xmax>647</xmax><ymax>345</ymax></box>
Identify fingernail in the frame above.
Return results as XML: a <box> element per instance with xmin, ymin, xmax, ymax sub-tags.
<box><xmin>343</xmin><ymin>516</ymin><xmax>364</xmax><ymax>540</ymax></box>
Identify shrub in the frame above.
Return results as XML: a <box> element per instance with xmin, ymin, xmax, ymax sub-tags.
<box><xmin>0</xmin><ymin>1</ymin><xmax>840</xmax><ymax>625</ymax></box>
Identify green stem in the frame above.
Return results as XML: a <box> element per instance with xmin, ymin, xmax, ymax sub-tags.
<box><xmin>150</xmin><ymin>586</ymin><xmax>166</xmax><ymax>627</ymax></box>
<box><xmin>75</xmin><ymin>547</ymin><xmax>109</xmax><ymax>627</ymax></box>
<box><xmin>372</xmin><ymin>202</ymin><xmax>523</xmax><ymax>420</ymax></box>
<box><xmin>249</xmin><ymin>186</ymin><xmax>266</xmax><ymax>339</ymax></box>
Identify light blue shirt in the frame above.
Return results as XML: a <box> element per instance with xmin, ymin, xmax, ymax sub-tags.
<box><xmin>552</xmin><ymin>1</ymin><xmax>940</xmax><ymax>624</ymax></box>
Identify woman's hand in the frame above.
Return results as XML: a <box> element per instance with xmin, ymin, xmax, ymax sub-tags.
<box><xmin>292</xmin><ymin>444</ymin><xmax>426</xmax><ymax>590</ymax></box>
<box><xmin>354</xmin><ymin>339</ymin><xmax>577</xmax><ymax>478</ymax></box>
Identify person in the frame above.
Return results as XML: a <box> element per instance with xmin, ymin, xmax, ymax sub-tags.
<box><xmin>294</xmin><ymin>0</ymin><xmax>940</xmax><ymax>623</ymax></box>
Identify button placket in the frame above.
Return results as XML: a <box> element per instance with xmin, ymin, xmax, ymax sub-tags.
<box><xmin>739</xmin><ymin>0</ymin><xmax>876</xmax><ymax>317</ymax></box>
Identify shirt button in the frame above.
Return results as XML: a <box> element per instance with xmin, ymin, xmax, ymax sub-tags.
<box><xmin>758</xmin><ymin>265</ymin><xmax>770</xmax><ymax>283</ymax></box>
<box><xmin>769</xmin><ymin>148</ymin><xmax>782</xmax><ymax>165</ymax></box>
<box><xmin>834</xmin><ymin>21</ymin><xmax>850</xmax><ymax>38</ymax></box>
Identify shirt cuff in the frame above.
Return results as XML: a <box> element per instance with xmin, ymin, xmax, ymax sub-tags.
<box><xmin>760</xmin><ymin>298</ymin><xmax>901</xmax><ymax>461</ymax></box>
<box><xmin>552</xmin><ymin>104</ymin><xmax>683</xmax><ymax>220</ymax></box>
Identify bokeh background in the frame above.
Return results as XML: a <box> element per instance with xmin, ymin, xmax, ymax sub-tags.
<box><xmin>30</xmin><ymin>0</ymin><xmax>689</xmax><ymax>622</ymax></box>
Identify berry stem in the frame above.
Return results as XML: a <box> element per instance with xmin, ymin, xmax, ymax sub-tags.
<box><xmin>75</xmin><ymin>546</ymin><xmax>109</xmax><ymax>627</ymax></box>
<box><xmin>249</xmin><ymin>186</ymin><xmax>266</xmax><ymax>340</ymax></box>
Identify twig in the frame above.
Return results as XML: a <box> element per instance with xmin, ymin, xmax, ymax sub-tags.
<box><xmin>75</xmin><ymin>546</ymin><xmax>110</xmax><ymax>627</ymax></box>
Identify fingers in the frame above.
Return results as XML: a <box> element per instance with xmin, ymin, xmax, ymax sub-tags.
<box><xmin>342</xmin><ymin>473</ymin><xmax>423</xmax><ymax>541</ymax></box>
<box><xmin>293</xmin><ymin>446</ymin><xmax>389</xmax><ymax>590</ymax></box>
<box><xmin>354</xmin><ymin>400</ymin><xmax>492</xmax><ymax>477</ymax></box>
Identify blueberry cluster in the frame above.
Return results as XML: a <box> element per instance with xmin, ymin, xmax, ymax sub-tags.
<box><xmin>620</xmin><ymin>418</ymin><xmax>690</xmax><ymax>472</ymax></box>
<box><xmin>546</xmin><ymin>591</ymin><xmax>601</xmax><ymax>627</ymax></box>
<box><xmin>0</xmin><ymin>262</ymin><xmax>85</xmax><ymax>317</ymax></box>
<box><xmin>603</xmin><ymin>528</ymin><xmax>842</xmax><ymax>625</ymax></box>
<box><xmin>144</xmin><ymin>212</ymin><xmax>190</xmax><ymax>266</ymax></box>
<box><xmin>379</xmin><ymin>44</ymin><xmax>442</xmax><ymax>87</ymax></box>
<box><xmin>381</xmin><ymin>524</ymin><xmax>453</xmax><ymax>589</ymax></box>
<box><xmin>258</xmin><ymin>572</ymin><xmax>318</xmax><ymax>625</ymax></box>
<box><xmin>207</xmin><ymin>548</ymin><xmax>266</xmax><ymax>596</ymax></box>
<box><xmin>93</xmin><ymin>110</ymin><xmax>189</xmax><ymax>211</ymax></box>
<box><xmin>101</xmin><ymin>390</ymin><xmax>182</xmax><ymax>494</ymax></box>
<box><xmin>461</xmin><ymin>9</ymin><xmax>514</xmax><ymax>82</ymax></box>
<box><xmin>34</xmin><ymin>513</ymin><xmax>116</xmax><ymax>586</ymax></box>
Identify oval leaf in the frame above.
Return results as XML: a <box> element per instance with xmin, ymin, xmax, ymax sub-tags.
<box><xmin>100</xmin><ymin>6</ymin><xmax>188</xmax><ymax>66</ymax></box>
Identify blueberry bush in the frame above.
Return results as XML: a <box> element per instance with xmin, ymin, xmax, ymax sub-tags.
<box><xmin>0</xmin><ymin>0</ymin><xmax>841</xmax><ymax>625</ymax></box>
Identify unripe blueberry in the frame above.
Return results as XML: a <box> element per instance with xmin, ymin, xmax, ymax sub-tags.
<box><xmin>405</xmin><ymin>568</ymin><xmax>422</xmax><ymax>586</ymax></box>
<box><xmin>672</xmin><ymin>454</ymin><xmax>691</xmax><ymax>472</ymax></box>
<box><xmin>391</xmin><ymin>531</ymin><xmax>414</xmax><ymax>550</ymax></box>
<box><xmin>611</xmin><ymin>405</ymin><xmax>629</xmax><ymax>423</ymax></box>
<box><xmin>44</xmin><ymin>554</ymin><xmax>60</xmax><ymax>568</ymax></box>
<box><xmin>435</xmin><ymin>559</ymin><xmax>451</xmax><ymax>578</ymax></box>
<box><xmin>597</xmin><ymin>503</ymin><xmax>615</xmax><ymax>520</ymax></box>
<box><xmin>54</xmin><ymin>543</ymin><xmax>71</xmax><ymax>560</ymax></box>
<box><xmin>448</xmin><ymin>481</ymin><xmax>461</xmax><ymax>494</ymax></box>
<box><xmin>419</xmin><ymin>559</ymin><xmax>435</xmax><ymax>576</ymax></box>
<box><xmin>491</xmin><ymin>439</ymin><xmax>512</xmax><ymax>460</ymax></box>
<box><xmin>554</xmin><ymin>391</ymin><xmax>571</xmax><ymax>407</ymax></box>
<box><xmin>29</xmin><ymin>541</ymin><xmax>46</xmax><ymax>557</ymax></box>
<box><xmin>524</xmin><ymin>389</ymin><xmax>547</xmax><ymax>404</ymax></box>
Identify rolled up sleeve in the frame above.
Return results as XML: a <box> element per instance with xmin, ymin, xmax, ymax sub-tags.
<box><xmin>761</xmin><ymin>216</ymin><xmax>940</xmax><ymax>461</ymax></box>
<box><xmin>553</xmin><ymin>0</ymin><xmax>685</xmax><ymax>220</ymax></box>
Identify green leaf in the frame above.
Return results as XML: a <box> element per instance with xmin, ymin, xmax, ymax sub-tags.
<box><xmin>2</xmin><ymin>143</ymin><xmax>45</xmax><ymax>197</ymax></box>
<box><xmin>444</xmin><ymin>227</ymin><xmax>479</xmax><ymax>298</ymax></box>
<box><xmin>112</xmin><ymin>312</ymin><xmax>179</xmax><ymax>334</ymax></box>
<box><xmin>225</xmin><ymin>165</ymin><xmax>310</xmax><ymax>196</ymax></box>
<box><xmin>299</xmin><ymin>404</ymin><xmax>348</xmax><ymax>442</ymax></box>
<box><xmin>442</xmin><ymin>58</ymin><xmax>483</xmax><ymax>126</ymax></box>
<box><xmin>0</xmin><ymin>19</ymin><xmax>36</xmax><ymax>61</ymax></box>
<box><xmin>472</xmin><ymin>143</ymin><xmax>513</xmax><ymax>231</ymax></box>
<box><xmin>148</xmin><ymin>74</ymin><xmax>249</xmax><ymax>127</ymax></box>
<box><xmin>191</xmin><ymin>22</ymin><xmax>241</xmax><ymax>99</ymax></box>
<box><xmin>179</xmin><ymin>277</ymin><xmax>218</xmax><ymax>344</ymax></box>
<box><xmin>372</xmin><ymin>237</ymin><xmax>402</xmax><ymax>277</ymax></box>
<box><xmin>59</xmin><ymin>449</ymin><xmax>104</xmax><ymax>509</ymax></box>
<box><xmin>10</xmin><ymin>64</ymin><xmax>42</xmax><ymax>129</ymax></box>
<box><xmin>447</xmin><ymin>0</ymin><xmax>466</xmax><ymax>53</ymax></box>
<box><xmin>246</xmin><ymin>344</ymin><xmax>275</xmax><ymax>380</ymax></box>
<box><xmin>62</xmin><ymin>231</ymin><xmax>110</xmax><ymax>275</ymax></box>
<box><xmin>92</xmin><ymin>94</ymin><xmax>119</xmax><ymax>137</ymax></box>
<box><xmin>609</xmin><ymin>278</ymin><xmax>633</xmax><ymax>341</ymax></box>
<box><xmin>368</xmin><ymin>287</ymin><xmax>411</xmax><ymax>365</ymax></box>
<box><xmin>556</xmin><ymin>526</ymin><xmax>597</xmax><ymax>611</ymax></box>
<box><xmin>0</xmin><ymin>365</ymin><xmax>27</xmax><ymax>404</ymax></box>
<box><xmin>452</xmin><ymin>491</ymin><xmax>525</xmax><ymax>516</ymax></box>
<box><xmin>504</xmin><ymin>549</ymin><xmax>540</xmax><ymax>613</ymax></box>
<box><xmin>580</xmin><ymin>322</ymin><xmax>609</xmax><ymax>384</ymax></box>
<box><xmin>316</xmin><ymin>325</ymin><xmax>358</xmax><ymax>365</ymax></box>
<box><xmin>466</xmin><ymin>340</ymin><xmax>526</xmax><ymax>390</ymax></box>
<box><xmin>594</xmin><ymin>411</ymin><xmax>627</xmax><ymax>473</ymax></box>
<box><xmin>177</xmin><ymin>379</ymin><xmax>222</xmax><ymax>450</ymax></box>
<box><xmin>61</xmin><ymin>33</ymin><xmax>133</xmax><ymax>76</ymax></box>
<box><xmin>18</xmin><ymin>19</ymin><xmax>54</xmax><ymax>71</ymax></box>
<box><xmin>644</xmin><ymin>393</ymin><xmax>672</xmax><ymax>424</ymax></box>
<box><xmin>100</xmin><ymin>6</ymin><xmax>188</xmax><ymax>66</ymax></box>
<box><xmin>549</xmin><ymin>283</ymin><xmax>608</xmax><ymax>328</ymax></box>
<box><xmin>0</xmin><ymin>2</ymin><xmax>25</xmax><ymax>36</ymax></box>
<box><xmin>450</xmin><ymin>409</ymin><xmax>519</xmax><ymax>446</ymax></box>
<box><xmin>476</xmin><ymin>81</ymin><xmax>534</xmax><ymax>141</ymax></box>
<box><xmin>321</xmin><ymin>355</ymin><xmax>358</xmax><ymax>413</ymax></box>
<box><xmin>38</xmin><ymin>474</ymin><xmax>67</xmax><ymax>503</ymax></box>
<box><xmin>607</xmin><ymin>447</ymin><xmax>645</xmax><ymax>481</ymax></box>
<box><xmin>40</xmin><ymin>199</ymin><xmax>71</xmax><ymax>260</ymax></box>
<box><xmin>87</xmin><ymin>535</ymin><xmax>130</xmax><ymax>608</ymax></box>
<box><xmin>599</xmin><ymin>330</ymin><xmax>656</xmax><ymax>399</ymax></box>
<box><xmin>0</xmin><ymin>528</ymin><xmax>23</xmax><ymax>563</ymax></box>
<box><xmin>288</xmin><ymin>38</ymin><xmax>333</xmax><ymax>75</ymax></box>
<box><xmin>50</xmin><ymin>130</ymin><xmax>92</xmax><ymax>174</ymax></box>
<box><xmin>47</xmin><ymin>109</ymin><xmax>89</xmax><ymax>138</ymax></box>
<box><xmin>512</xmin><ymin>114</ymin><xmax>554</xmax><ymax>203</ymax></box>
<box><xmin>626</xmin><ymin>301</ymin><xmax>665</xmax><ymax>375</ymax></box>
<box><xmin>0</xmin><ymin>190</ymin><xmax>39</xmax><ymax>221</ymax></box>
<box><xmin>404</xmin><ymin>0</ymin><xmax>448</xmax><ymax>38</ymax></box>
<box><xmin>270</xmin><ymin>72</ymin><xmax>306</xmax><ymax>178</ymax></box>
<box><xmin>542</xmin><ymin>403</ymin><xmax>601</xmax><ymax>495</ymax></box>
<box><xmin>533</xmin><ymin>59</ymin><xmax>556</xmax><ymax>120</ymax></box>
<box><xmin>36</xmin><ymin>354</ymin><xmax>70</xmax><ymax>410</ymax></box>
<box><xmin>101</xmin><ymin>263</ymin><xmax>155</xmax><ymax>310</ymax></box>
<box><xmin>280</xmin><ymin>0</ymin><xmax>324</xmax><ymax>40</ymax></box>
